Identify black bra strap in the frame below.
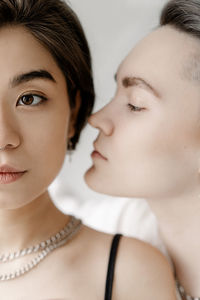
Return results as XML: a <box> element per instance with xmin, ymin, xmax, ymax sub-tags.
<box><xmin>104</xmin><ymin>234</ymin><xmax>122</xmax><ymax>300</ymax></box>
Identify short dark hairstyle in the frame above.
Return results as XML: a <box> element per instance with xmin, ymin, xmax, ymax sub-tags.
<box><xmin>0</xmin><ymin>0</ymin><xmax>95</xmax><ymax>149</ymax></box>
<box><xmin>160</xmin><ymin>0</ymin><xmax>200</xmax><ymax>82</ymax></box>
<box><xmin>160</xmin><ymin>0</ymin><xmax>200</xmax><ymax>38</ymax></box>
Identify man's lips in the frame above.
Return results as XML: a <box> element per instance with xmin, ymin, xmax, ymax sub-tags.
<box><xmin>91</xmin><ymin>141</ymin><xmax>108</xmax><ymax>161</ymax></box>
<box><xmin>91</xmin><ymin>150</ymin><xmax>107</xmax><ymax>161</ymax></box>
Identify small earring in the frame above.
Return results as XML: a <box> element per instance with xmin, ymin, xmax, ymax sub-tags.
<box><xmin>68</xmin><ymin>140</ymin><xmax>73</xmax><ymax>162</ymax></box>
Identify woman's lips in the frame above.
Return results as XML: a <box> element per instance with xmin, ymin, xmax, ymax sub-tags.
<box><xmin>0</xmin><ymin>165</ymin><xmax>27</xmax><ymax>184</ymax></box>
<box><xmin>91</xmin><ymin>150</ymin><xmax>107</xmax><ymax>161</ymax></box>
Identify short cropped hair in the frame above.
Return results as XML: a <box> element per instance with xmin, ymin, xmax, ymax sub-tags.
<box><xmin>160</xmin><ymin>0</ymin><xmax>200</xmax><ymax>83</ymax></box>
<box><xmin>160</xmin><ymin>0</ymin><xmax>200</xmax><ymax>37</ymax></box>
<box><xmin>0</xmin><ymin>0</ymin><xmax>95</xmax><ymax>149</ymax></box>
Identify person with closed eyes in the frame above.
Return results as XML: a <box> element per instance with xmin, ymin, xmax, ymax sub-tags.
<box><xmin>85</xmin><ymin>0</ymin><xmax>200</xmax><ymax>299</ymax></box>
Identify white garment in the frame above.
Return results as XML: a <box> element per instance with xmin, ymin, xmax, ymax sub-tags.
<box><xmin>176</xmin><ymin>288</ymin><xmax>182</xmax><ymax>300</ymax></box>
<box><xmin>53</xmin><ymin>194</ymin><xmax>168</xmax><ymax>253</ymax></box>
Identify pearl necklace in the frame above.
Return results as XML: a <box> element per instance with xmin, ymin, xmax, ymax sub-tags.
<box><xmin>176</xmin><ymin>279</ymin><xmax>200</xmax><ymax>300</ymax></box>
<box><xmin>0</xmin><ymin>216</ymin><xmax>82</xmax><ymax>281</ymax></box>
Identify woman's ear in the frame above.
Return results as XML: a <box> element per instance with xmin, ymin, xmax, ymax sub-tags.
<box><xmin>68</xmin><ymin>90</ymin><xmax>81</xmax><ymax>139</ymax></box>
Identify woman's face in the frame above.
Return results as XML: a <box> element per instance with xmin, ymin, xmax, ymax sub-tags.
<box><xmin>85</xmin><ymin>26</ymin><xmax>200</xmax><ymax>200</ymax></box>
<box><xmin>0</xmin><ymin>26</ymin><xmax>74</xmax><ymax>209</ymax></box>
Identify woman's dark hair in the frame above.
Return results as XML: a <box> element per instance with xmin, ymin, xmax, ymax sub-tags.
<box><xmin>0</xmin><ymin>0</ymin><xmax>95</xmax><ymax>149</ymax></box>
<box><xmin>160</xmin><ymin>0</ymin><xmax>200</xmax><ymax>39</ymax></box>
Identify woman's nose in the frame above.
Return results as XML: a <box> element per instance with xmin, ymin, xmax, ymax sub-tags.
<box><xmin>0</xmin><ymin>108</ymin><xmax>20</xmax><ymax>150</ymax></box>
<box><xmin>88</xmin><ymin>104</ymin><xmax>114</xmax><ymax>136</ymax></box>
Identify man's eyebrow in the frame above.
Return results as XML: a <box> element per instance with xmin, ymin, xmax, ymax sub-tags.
<box><xmin>115</xmin><ymin>74</ymin><xmax>160</xmax><ymax>98</ymax></box>
<box><xmin>10</xmin><ymin>70</ymin><xmax>56</xmax><ymax>87</ymax></box>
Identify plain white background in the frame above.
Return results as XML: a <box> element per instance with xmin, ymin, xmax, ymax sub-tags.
<box><xmin>49</xmin><ymin>0</ymin><xmax>168</xmax><ymax>250</ymax></box>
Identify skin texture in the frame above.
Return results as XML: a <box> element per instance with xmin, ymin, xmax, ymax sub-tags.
<box><xmin>0</xmin><ymin>26</ymin><xmax>72</xmax><ymax>210</ymax></box>
<box><xmin>85</xmin><ymin>25</ymin><xmax>200</xmax><ymax>296</ymax></box>
<box><xmin>0</xmin><ymin>25</ymin><xmax>176</xmax><ymax>299</ymax></box>
<box><xmin>85</xmin><ymin>25</ymin><xmax>200</xmax><ymax>200</ymax></box>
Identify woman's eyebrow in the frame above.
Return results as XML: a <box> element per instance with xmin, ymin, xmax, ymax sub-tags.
<box><xmin>10</xmin><ymin>69</ymin><xmax>56</xmax><ymax>87</ymax></box>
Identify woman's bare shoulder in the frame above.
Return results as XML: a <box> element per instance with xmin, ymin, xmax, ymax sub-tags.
<box><xmin>67</xmin><ymin>225</ymin><xmax>176</xmax><ymax>299</ymax></box>
<box><xmin>113</xmin><ymin>236</ymin><xmax>176</xmax><ymax>300</ymax></box>
<box><xmin>76</xmin><ymin>225</ymin><xmax>114</xmax><ymax>257</ymax></box>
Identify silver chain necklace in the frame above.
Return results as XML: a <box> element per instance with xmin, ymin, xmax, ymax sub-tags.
<box><xmin>176</xmin><ymin>279</ymin><xmax>200</xmax><ymax>300</ymax></box>
<box><xmin>0</xmin><ymin>216</ymin><xmax>82</xmax><ymax>281</ymax></box>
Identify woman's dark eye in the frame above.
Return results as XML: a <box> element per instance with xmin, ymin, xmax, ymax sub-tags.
<box><xmin>17</xmin><ymin>94</ymin><xmax>47</xmax><ymax>106</ymax></box>
<box><xmin>127</xmin><ymin>103</ymin><xmax>144</xmax><ymax>112</ymax></box>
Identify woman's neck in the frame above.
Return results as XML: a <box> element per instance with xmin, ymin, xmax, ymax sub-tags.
<box><xmin>0</xmin><ymin>191</ymin><xmax>69</xmax><ymax>253</ymax></box>
<box><xmin>148</xmin><ymin>193</ymin><xmax>200</xmax><ymax>296</ymax></box>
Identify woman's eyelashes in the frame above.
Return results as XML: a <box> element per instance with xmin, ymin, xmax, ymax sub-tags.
<box><xmin>16</xmin><ymin>93</ymin><xmax>48</xmax><ymax>107</ymax></box>
<box><xmin>127</xmin><ymin>103</ymin><xmax>145</xmax><ymax>112</ymax></box>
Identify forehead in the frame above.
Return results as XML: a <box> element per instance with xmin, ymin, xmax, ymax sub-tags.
<box><xmin>0</xmin><ymin>25</ymin><xmax>68</xmax><ymax>94</ymax></box>
<box><xmin>0</xmin><ymin>26</ymin><xmax>52</xmax><ymax>61</ymax></box>
<box><xmin>117</xmin><ymin>26</ymin><xmax>200</xmax><ymax>90</ymax></box>
<box><xmin>0</xmin><ymin>26</ymin><xmax>63</xmax><ymax>80</ymax></box>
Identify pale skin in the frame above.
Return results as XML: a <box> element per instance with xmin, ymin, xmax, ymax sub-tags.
<box><xmin>0</xmin><ymin>25</ymin><xmax>176</xmax><ymax>299</ymax></box>
<box><xmin>85</xmin><ymin>25</ymin><xmax>200</xmax><ymax>297</ymax></box>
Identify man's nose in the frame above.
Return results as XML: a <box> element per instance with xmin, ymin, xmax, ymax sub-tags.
<box><xmin>88</xmin><ymin>104</ymin><xmax>114</xmax><ymax>136</ymax></box>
